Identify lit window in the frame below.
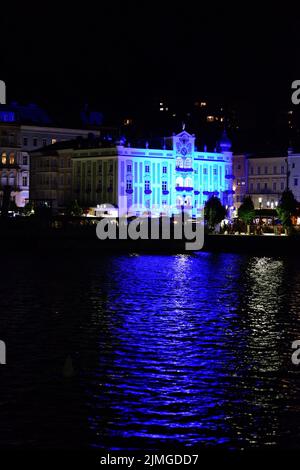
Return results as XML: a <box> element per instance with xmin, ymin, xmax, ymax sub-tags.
<box><xmin>9</xmin><ymin>153</ymin><xmax>14</xmax><ymax>164</ymax></box>
<box><xmin>185</xmin><ymin>177</ymin><xmax>192</xmax><ymax>188</ymax></box>
<box><xmin>1</xmin><ymin>152</ymin><xmax>6</xmax><ymax>164</ymax></box>
<box><xmin>206</xmin><ymin>115</ymin><xmax>215</xmax><ymax>122</ymax></box>
<box><xmin>51</xmin><ymin>138</ymin><xmax>57</xmax><ymax>145</ymax></box>
<box><xmin>176</xmin><ymin>157</ymin><xmax>183</xmax><ymax>168</ymax></box>
<box><xmin>184</xmin><ymin>158</ymin><xmax>192</xmax><ymax>169</ymax></box>
<box><xmin>176</xmin><ymin>177</ymin><xmax>183</xmax><ymax>187</ymax></box>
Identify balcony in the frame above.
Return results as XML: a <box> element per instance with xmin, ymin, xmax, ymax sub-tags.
<box><xmin>203</xmin><ymin>190</ymin><xmax>220</xmax><ymax>196</ymax></box>
<box><xmin>162</xmin><ymin>190</ymin><xmax>169</xmax><ymax>195</ymax></box>
<box><xmin>126</xmin><ymin>188</ymin><xmax>133</xmax><ymax>194</ymax></box>
<box><xmin>194</xmin><ymin>190</ymin><xmax>200</xmax><ymax>195</ymax></box>
<box><xmin>175</xmin><ymin>166</ymin><xmax>193</xmax><ymax>172</ymax></box>
<box><xmin>225</xmin><ymin>174</ymin><xmax>235</xmax><ymax>179</ymax></box>
<box><xmin>176</xmin><ymin>186</ymin><xmax>193</xmax><ymax>192</ymax></box>
<box><xmin>144</xmin><ymin>189</ymin><xmax>152</xmax><ymax>195</ymax></box>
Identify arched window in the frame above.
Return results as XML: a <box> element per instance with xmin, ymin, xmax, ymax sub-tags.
<box><xmin>176</xmin><ymin>176</ymin><xmax>183</xmax><ymax>187</ymax></box>
<box><xmin>184</xmin><ymin>157</ymin><xmax>192</xmax><ymax>168</ymax></box>
<box><xmin>1</xmin><ymin>152</ymin><xmax>7</xmax><ymax>165</ymax></box>
<box><xmin>176</xmin><ymin>196</ymin><xmax>183</xmax><ymax>206</ymax></box>
<box><xmin>185</xmin><ymin>177</ymin><xmax>192</xmax><ymax>188</ymax></box>
<box><xmin>9</xmin><ymin>153</ymin><xmax>15</xmax><ymax>165</ymax></box>
<box><xmin>176</xmin><ymin>157</ymin><xmax>183</xmax><ymax>168</ymax></box>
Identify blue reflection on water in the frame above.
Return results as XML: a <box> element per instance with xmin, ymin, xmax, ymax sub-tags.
<box><xmin>84</xmin><ymin>252</ymin><xmax>293</xmax><ymax>450</ymax></box>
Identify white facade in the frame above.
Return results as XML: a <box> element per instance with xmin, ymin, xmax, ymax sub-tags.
<box><xmin>73</xmin><ymin>130</ymin><xmax>234</xmax><ymax>216</ymax></box>
<box><xmin>247</xmin><ymin>156</ymin><xmax>286</xmax><ymax>209</ymax></box>
<box><xmin>288</xmin><ymin>150</ymin><xmax>300</xmax><ymax>202</ymax></box>
<box><xmin>5</xmin><ymin>126</ymin><xmax>99</xmax><ymax>207</ymax></box>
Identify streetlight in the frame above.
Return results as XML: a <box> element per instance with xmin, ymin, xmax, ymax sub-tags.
<box><xmin>258</xmin><ymin>197</ymin><xmax>262</xmax><ymax>226</ymax></box>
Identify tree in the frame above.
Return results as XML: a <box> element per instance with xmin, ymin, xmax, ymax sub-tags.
<box><xmin>238</xmin><ymin>196</ymin><xmax>255</xmax><ymax>234</ymax></box>
<box><xmin>23</xmin><ymin>201</ymin><xmax>34</xmax><ymax>216</ymax></box>
<box><xmin>204</xmin><ymin>196</ymin><xmax>227</xmax><ymax>232</ymax></box>
<box><xmin>66</xmin><ymin>200</ymin><xmax>83</xmax><ymax>217</ymax></box>
<box><xmin>276</xmin><ymin>189</ymin><xmax>298</xmax><ymax>234</ymax></box>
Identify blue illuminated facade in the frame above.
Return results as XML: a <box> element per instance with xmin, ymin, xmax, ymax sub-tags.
<box><xmin>38</xmin><ymin>129</ymin><xmax>233</xmax><ymax>213</ymax></box>
<box><xmin>115</xmin><ymin>129</ymin><xmax>234</xmax><ymax>216</ymax></box>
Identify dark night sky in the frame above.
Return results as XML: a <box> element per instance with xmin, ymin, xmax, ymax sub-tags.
<box><xmin>1</xmin><ymin>3</ymin><xmax>300</xmax><ymax>136</ymax></box>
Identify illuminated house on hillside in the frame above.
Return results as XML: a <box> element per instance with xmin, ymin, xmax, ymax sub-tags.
<box><xmin>30</xmin><ymin>129</ymin><xmax>234</xmax><ymax>215</ymax></box>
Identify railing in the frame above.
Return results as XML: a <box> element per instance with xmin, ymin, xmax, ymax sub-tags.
<box><xmin>203</xmin><ymin>190</ymin><xmax>220</xmax><ymax>196</ymax></box>
<box><xmin>175</xmin><ymin>167</ymin><xmax>193</xmax><ymax>172</ymax></box>
<box><xmin>176</xmin><ymin>186</ymin><xmax>193</xmax><ymax>192</ymax></box>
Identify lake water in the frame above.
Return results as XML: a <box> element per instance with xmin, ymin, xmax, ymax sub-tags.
<box><xmin>1</xmin><ymin>250</ymin><xmax>300</xmax><ymax>450</ymax></box>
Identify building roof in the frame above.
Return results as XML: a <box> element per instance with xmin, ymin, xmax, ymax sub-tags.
<box><xmin>29</xmin><ymin>135</ymin><xmax>116</xmax><ymax>156</ymax></box>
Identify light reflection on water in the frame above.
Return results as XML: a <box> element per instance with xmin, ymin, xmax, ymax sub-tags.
<box><xmin>0</xmin><ymin>251</ymin><xmax>300</xmax><ymax>450</ymax></box>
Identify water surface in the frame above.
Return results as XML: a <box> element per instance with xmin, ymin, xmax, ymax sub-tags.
<box><xmin>0</xmin><ymin>251</ymin><xmax>300</xmax><ymax>450</ymax></box>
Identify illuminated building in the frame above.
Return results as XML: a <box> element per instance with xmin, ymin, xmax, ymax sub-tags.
<box><xmin>233</xmin><ymin>150</ymin><xmax>300</xmax><ymax>210</ymax></box>
<box><xmin>0</xmin><ymin>102</ymin><xmax>101</xmax><ymax>209</ymax></box>
<box><xmin>232</xmin><ymin>154</ymin><xmax>248</xmax><ymax>208</ymax></box>
<box><xmin>31</xmin><ymin>128</ymin><xmax>234</xmax><ymax>214</ymax></box>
